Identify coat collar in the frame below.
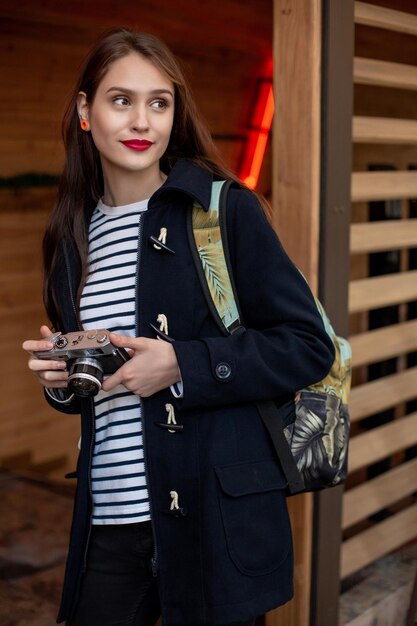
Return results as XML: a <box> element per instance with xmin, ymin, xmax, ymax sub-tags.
<box><xmin>150</xmin><ymin>159</ymin><xmax>214</xmax><ymax>212</ymax></box>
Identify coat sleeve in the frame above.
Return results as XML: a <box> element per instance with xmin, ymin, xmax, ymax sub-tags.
<box><xmin>44</xmin><ymin>388</ymin><xmax>81</xmax><ymax>415</ymax></box>
<box><xmin>171</xmin><ymin>187</ymin><xmax>335</xmax><ymax>411</ymax></box>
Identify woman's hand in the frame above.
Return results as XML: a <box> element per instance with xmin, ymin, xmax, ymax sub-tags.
<box><xmin>102</xmin><ymin>333</ymin><xmax>181</xmax><ymax>397</ymax></box>
<box><xmin>22</xmin><ymin>325</ymin><xmax>69</xmax><ymax>389</ymax></box>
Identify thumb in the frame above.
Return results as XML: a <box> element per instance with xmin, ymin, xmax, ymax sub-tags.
<box><xmin>40</xmin><ymin>325</ymin><xmax>54</xmax><ymax>339</ymax></box>
<box><xmin>108</xmin><ymin>332</ymin><xmax>146</xmax><ymax>352</ymax></box>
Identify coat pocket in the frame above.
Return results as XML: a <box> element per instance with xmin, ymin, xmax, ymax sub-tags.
<box><xmin>215</xmin><ymin>459</ymin><xmax>291</xmax><ymax>576</ymax></box>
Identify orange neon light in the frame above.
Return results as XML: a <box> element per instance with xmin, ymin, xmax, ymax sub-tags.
<box><xmin>242</xmin><ymin>83</ymin><xmax>274</xmax><ymax>190</ymax></box>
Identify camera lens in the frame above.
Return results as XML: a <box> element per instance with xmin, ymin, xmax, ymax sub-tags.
<box><xmin>68</xmin><ymin>358</ymin><xmax>104</xmax><ymax>397</ymax></box>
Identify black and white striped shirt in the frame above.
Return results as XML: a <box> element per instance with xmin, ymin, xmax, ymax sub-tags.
<box><xmin>80</xmin><ymin>198</ymin><xmax>151</xmax><ymax>524</ymax></box>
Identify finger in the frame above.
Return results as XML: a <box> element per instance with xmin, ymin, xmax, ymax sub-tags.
<box><xmin>22</xmin><ymin>339</ymin><xmax>54</xmax><ymax>352</ymax></box>
<box><xmin>40</xmin><ymin>325</ymin><xmax>54</xmax><ymax>339</ymax></box>
<box><xmin>108</xmin><ymin>332</ymin><xmax>145</xmax><ymax>351</ymax></box>
<box><xmin>22</xmin><ymin>325</ymin><xmax>55</xmax><ymax>352</ymax></box>
<box><xmin>29</xmin><ymin>358</ymin><xmax>67</xmax><ymax>372</ymax></box>
<box><xmin>101</xmin><ymin>368</ymin><xmax>124</xmax><ymax>392</ymax></box>
<box><xmin>39</xmin><ymin>379</ymin><xmax>69</xmax><ymax>389</ymax></box>
<box><xmin>39</xmin><ymin>370</ymin><xmax>69</xmax><ymax>383</ymax></box>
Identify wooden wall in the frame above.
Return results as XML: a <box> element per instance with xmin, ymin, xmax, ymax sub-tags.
<box><xmin>0</xmin><ymin>1</ymin><xmax>272</xmax><ymax>479</ymax></box>
<box><xmin>0</xmin><ymin>187</ymin><xmax>82</xmax><ymax>479</ymax></box>
<box><xmin>343</xmin><ymin>0</ymin><xmax>417</xmax><ymax>585</ymax></box>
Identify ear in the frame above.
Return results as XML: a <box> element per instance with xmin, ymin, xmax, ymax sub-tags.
<box><xmin>77</xmin><ymin>91</ymin><xmax>89</xmax><ymax>122</ymax></box>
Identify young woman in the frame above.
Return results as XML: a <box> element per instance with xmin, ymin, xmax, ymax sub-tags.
<box><xmin>23</xmin><ymin>28</ymin><xmax>334</xmax><ymax>626</ymax></box>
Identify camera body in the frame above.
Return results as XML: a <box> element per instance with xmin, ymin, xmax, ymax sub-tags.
<box><xmin>36</xmin><ymin>330</ymin><xmax>130</xmax><ymax>397</ymax></box>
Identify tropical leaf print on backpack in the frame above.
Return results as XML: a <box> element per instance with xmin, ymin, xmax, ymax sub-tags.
<box><xmin>192</xmin><ymin>201</ymin><xmax>240</xmax><ymax>330</ymax></box>
<box><xmin>284</xmin><ymin>391</ymin><xmax>349</xmax><ymax>489</ymax></box>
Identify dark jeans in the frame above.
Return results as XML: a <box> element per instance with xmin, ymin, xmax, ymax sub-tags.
<box><xmin>67</xmin><ymin>522</ymin><xmax>256</xmax><ymax>626</ymax></box>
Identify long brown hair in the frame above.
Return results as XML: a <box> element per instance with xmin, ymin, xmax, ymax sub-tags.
<box><xmin>43</xmin><ymin>28</ymin><xmax>259</xmax><ymax>329</ymax></box>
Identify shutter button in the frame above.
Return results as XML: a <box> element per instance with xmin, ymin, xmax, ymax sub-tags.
<box><xmin>215</xmin><ymin>362</ymin><xmax>232</xmax><ymax>380</ymax></box>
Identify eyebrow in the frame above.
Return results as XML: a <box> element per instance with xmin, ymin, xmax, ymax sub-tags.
<box><xmin>105</xmin><ymin>87</ymin><xmax>174</xmax><ymax>98</ymax></box>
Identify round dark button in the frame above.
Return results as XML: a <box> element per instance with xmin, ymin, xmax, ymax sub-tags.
<box><xmin>215</xmin><ymin>362</ymin><xmax>232</xmax><ymax>380</ymax></box>
<box><xmin>55</xmin><ymin>335</ymin><xmax>68</xmax><ymax>349</ymax></box>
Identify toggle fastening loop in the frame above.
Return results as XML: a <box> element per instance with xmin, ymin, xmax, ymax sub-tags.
<box><xmin>170</xmin><ymin>490</ymin><xmax>179</xmax><ymax>511</ymax></box>
<box><xmin>153</xmin><ymin>227</ymin><xmax>167</xmax><ymax>250</ymax></box>
<box><xmin>156</xmin><ymin>314</ymin><xmax>169</xmax><ymax>339</ymax></box>
<box><xmin>149</xmin><ymin>323</ymin><xmax>175</xmax><ymax>343</ymax></box>
<box><xmin>165</xmin><ymin>403</ymin><xmax>177</xmax><ymax>433</ymax></box>
<box><xmin>150</xmin><ymin>312</ymin><xmax>175</xmax><ymax>343</ymax></box>
<box><xmin>167</xmin><ymin>490</ymin><xmax>187</xmax><ymax>517</ymax></box>
<box><xmin>149</xmin><ymin>235</ymin><xmax>175</xmax><ymax>255</ymax></box>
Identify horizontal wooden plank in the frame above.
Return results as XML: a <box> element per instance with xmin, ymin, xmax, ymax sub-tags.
<box><xmin>354</xmin><ymin>1</ymin><xmax>417</xmax><ymax>37</ymax></box>
<box><xmin>0</xmin><ymin>1</ymin><xmax>273</xmax><ymax>57</ymax></box>
<box><xmin>0</xmin><ymin>233</ymin><xmax>44</xmax><ymax>254</ymax></box>
<box><xmin>31</xmin><ymin>418</ymin><xmax>80</xmax><ymax>464</ymax></box>
<box><xmin>343</xmin><ymin>457</ymin><xmax>417</xmax><ymax>529</ymax></box>
<box><xmin>354</xmin><ymin>57</ymin><xmax>417</xmax><ymax>91</ymax></box>
<box><xmin>1</xmin><ymin>311</ymin><xmax>44</xmax><ymax>331</ymax></box>
<box><xmin>351</xmin><ymin>170</ymin><xmax>417</xmax><ymax>202</ymax></box>
<box><xmin>0</xmin><ymin>139</ymin><xmax>64</xmax><ymax>177</ymax></box>
<box><xmin>1</xmin><ymin>298</ymin><xmax>44</xmax><ymax>321</ymax></box>
<box><xmin>341</xmin><ymin>503</ymin><xmax>417</xmax><ymax>578</ymax></box>
<box><xmin>350</xmin><ymin>366</ymin><xmax>417</xmax><ymax>422</ymax></box>
<box><xmin>2</xmin><ymin>292</ymin><xmax>44</xmax><ymax>311</ymax></box>
<box><xmin>0</xmin><ymin>422</ymin><xmax>80</xmax><ymax>466</ymax></box>
<box><xmin>349</xmin><ymin>270</ymin><xmax>417</xmax><ymax>313</ymax></box>
<box><xmin>350</xmin><ymin>319</ymin><xmax>417</xmax><ymax>368</ymax></box>
<box><xmin>0</xmin><ymin>395</ymin><xmax>60</xmax><ymax>437</ymax></box>
<box><xmin>0</xmin><ymin>187</ymin><xmax>57</xmax><ymax>212</ymax></box>
<box><xmin>348</xmin><ymin>412</ymin><xmax>417</xmax><ymax>472</ymax></box>
<box><xmin>353</xmin><ymin>116</ymin><xmax>417</xmax><ymax>144</ymax></box>
<box><xmin>350</xmin><ymin>218</ymin><xmax>417</xmax><ymax>253</ymax></box>
<box><xmin>0</xmin><ymin>408</ymin><xmax>56</xmax><ymax>441</ymax></box>
<box><xmin>0</xmin><ymin>259</ymin><xmax>42</xmax><ymax>281</ymax></box>
<box><xmin>1</xmin><ymin>315</ymin><xmax>48</xmax><ymax>346</ymax></box>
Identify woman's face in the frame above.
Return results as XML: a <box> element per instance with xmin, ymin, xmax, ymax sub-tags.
<box><xmin>78</xmin><ymin>52</ymin><xmax>175</xmax><ymax>183</ymax></box>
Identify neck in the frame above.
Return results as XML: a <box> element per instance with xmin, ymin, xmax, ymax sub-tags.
<box><xmin>101</xmin><ymin>163</ymin><xmax>167</xmax><ymax>206</ymax></box>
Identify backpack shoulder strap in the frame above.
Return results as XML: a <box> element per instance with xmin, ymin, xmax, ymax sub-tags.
<box><xmin>188</xmin><ymin>179</ymin><xmax>306</xmax><ymax>495</ymax></box>
<box><xmin>188</xmin><ymin>179</ymin><xmax>242</xmax><ymax>334</ymax></box>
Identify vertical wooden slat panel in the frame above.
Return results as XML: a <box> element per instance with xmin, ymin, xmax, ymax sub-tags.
<box><xmin>345</xmin><ymin>0</ymin><xmax>417</xmax><ymax>585</ymax></box>
<box><xmin>269</xmin><ymin>1</ymin><xmax>322</xmax><ymax>625</ymax></box>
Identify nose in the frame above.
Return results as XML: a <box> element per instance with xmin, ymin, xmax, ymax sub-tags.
<box><xmin>130</xmin><ymin>104</ymin><xmax>149</xmax><ymax>132</ymax></box>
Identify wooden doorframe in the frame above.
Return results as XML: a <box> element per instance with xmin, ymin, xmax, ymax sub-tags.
<box><xmin>270</xmin><ymin>1</ymin><xmax>322</xmax><ymax>624</ymax></box>
<box><xmin>270</xmin><ymin>1</ymin><xmax>354</xmax><ymax>625</ymax></box>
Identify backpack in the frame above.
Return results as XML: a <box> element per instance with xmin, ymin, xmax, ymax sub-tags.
<box><xmin>189</xmin><ymin>180</ymin><xmax>351</xmax><ymax>495</ymax></box>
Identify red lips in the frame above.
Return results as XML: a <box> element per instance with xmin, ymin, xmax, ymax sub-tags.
<box><xmin>121</xmin><ymin>140</ymin><xmax>153</xmax><ymax>151</ymax></box>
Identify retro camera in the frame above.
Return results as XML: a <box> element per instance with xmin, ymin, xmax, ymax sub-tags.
<box><xmin>35</xmin><ymin>330</ymin><xmax>130</xmax><ymax>397</ymax></box>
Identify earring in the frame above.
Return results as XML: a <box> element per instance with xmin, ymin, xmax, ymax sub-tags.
<box><xmin>80</xmin><ymin>119</ymin><xmax>89</xmax><ymax>131</ymax></box>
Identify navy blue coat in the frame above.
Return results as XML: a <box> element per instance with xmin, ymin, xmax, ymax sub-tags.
<box><xmin>46</xmin><ymin>159</ymin><xmax>334</xmax><ymax>625</ymax></box>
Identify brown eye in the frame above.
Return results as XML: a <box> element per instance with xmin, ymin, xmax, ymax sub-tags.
<box><xmin>151</xmin><ymin>99</ymin><xmax>168</xmax><ymax>110</ymax></box>
<box><xmin>113</xmin><ymin>96</ymin><xmax>130</xmax><ymax>106</ymax></box>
